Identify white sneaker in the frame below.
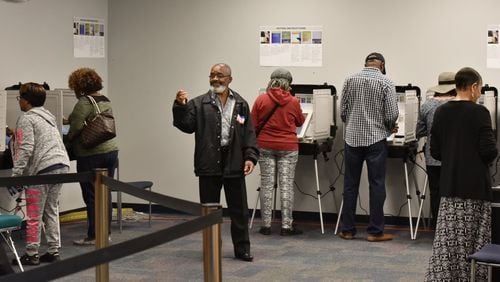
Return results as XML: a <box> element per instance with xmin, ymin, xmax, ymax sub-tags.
<box><xmin>73</xmin><ymin>238</ymin><xmax>95</xmax><ymax>246</ymax></box>
<box><xmin>73</xmin><ymin>236</ymin><xmax>112</xmax><ymax>246</ymax></box>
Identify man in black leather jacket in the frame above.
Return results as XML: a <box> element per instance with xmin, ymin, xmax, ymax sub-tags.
<box><xmin>173</xmin><ymin>63</ymin><xmax>259</xmax><ymax>262</ymax></box>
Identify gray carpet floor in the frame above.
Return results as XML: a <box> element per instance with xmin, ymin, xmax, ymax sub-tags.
<box><xmin>10</xmin><ymin>214</ymin><xmax>434</xmax><ymax>281</ymax></box>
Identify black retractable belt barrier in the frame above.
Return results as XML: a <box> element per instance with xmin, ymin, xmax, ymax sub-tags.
<box><xmin>0</xmin><ymin>211</ymin><xmax>222</xmax><ymax>282</ymax></box>
<box><xmin>0</xmin><ymin>172</ymin><xmax>93</xmax><ymax>187</ymax></box>
<box><xmin>0</xmin><ymin>171</ymin><xmax>222</xmax><ymax>281</ymax></box>
<box><xmin>103</xmin><ymin>177</ymin><xmax>202</xmax><ymax>216</ymax></box>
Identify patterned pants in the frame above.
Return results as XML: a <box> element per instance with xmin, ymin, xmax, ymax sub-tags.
<box><xmin>25</xmin><ymin>166</ymin><xmax>68</xmax><ymax>255</ymax></box>
<box><xmin>425</xmin><ymin>197</ymin><xmax>491</xmax><ymax>282</ymax></box>
<box><xmin>258</xmin><ymin>149</ymin><xmax>298</xmax><ymax>229</ymax></box>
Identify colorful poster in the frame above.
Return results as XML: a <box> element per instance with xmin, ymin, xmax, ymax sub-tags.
<box><xmin>73</xmin><ymin>17</ymin><xmax>105</xmax><ymax>58</ymax></box>
<box><xmin>260</xmin><ymin>26</ymin><xmax>323</xmax><ymax>67</ymax></box>
<box><xmin>487</xmin><ymin>24</ymin><xmax>500</xmax><ymax>68</ymax></box>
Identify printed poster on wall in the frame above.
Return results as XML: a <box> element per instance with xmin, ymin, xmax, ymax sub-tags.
<box><xmin>73</xmin><ymin>17</ymin><xmax>105</xmax><ymax>58</ymax></box>
<box><xmin>487</xmin><ymin>24</ymin><xmax>500</xmax><ymax>68</ymax></box>
<box><xmin>260</xmin><ymin>26</ymin><xmax>323</xmax><ymax>67</ymax></box>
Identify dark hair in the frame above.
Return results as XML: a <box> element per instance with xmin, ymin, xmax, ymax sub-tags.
<box><xmin>455</xmin><ymin>67</ymin><xmax>482</xmax><ymax>91</ymax></box>
<box><xmin>19</xmin><ymin>82</ymin><xmax>46</xmax><ymax>107</ymax></box>
<box><xmin>68</xmin><ymin>67</ymin><xmax>103</xmax><ymax>97</ymax></box>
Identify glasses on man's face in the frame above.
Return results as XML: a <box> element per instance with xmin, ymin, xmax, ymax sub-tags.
<box><xmin>209</xmin><ymin>73</ymin><xmax>229</xmax><ymax>79</ymax></box>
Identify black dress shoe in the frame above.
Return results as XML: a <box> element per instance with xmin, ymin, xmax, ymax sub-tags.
<box><xmin>234</xmin><ymin>252</ymin><xmax>254</xmax><ymax>262</ymax></box>
<box><xmin>259</xmin><ymin>226</ymin><xmax>271</xmax><ymax>235</ymax></box>
<box><xmin>280</xmin><ymin>227</ymin><xmax>303</xmax><ymax>236</ymax></box>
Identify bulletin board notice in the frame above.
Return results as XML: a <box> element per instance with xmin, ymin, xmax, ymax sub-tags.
<box><xmin>259</xmin><ymin>26</ymin><xmax>323</xmax><ymax>67</ymax></box>
<box><xmin>73</xmin><ymin>17</ymin><xmax>105</xmax><ymax>58</ymax></box>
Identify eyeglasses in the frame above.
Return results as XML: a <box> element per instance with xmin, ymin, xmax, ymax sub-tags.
<box><xmin>16</xmin><ymin>96</ymin><xmax>21</xmax><ymax>101</ymax></box>
<box><xmin>209</xmin><ymin>73</ymin><xmax>230</xmax><ymax>79</ymax></box>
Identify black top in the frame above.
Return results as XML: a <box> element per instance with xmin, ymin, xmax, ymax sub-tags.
<box><xmin>431</xmin><ymin>100</ymin><xmax>498</xmax><ymax>201</ymax></box>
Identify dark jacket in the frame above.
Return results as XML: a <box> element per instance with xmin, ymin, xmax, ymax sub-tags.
<box><xmin>173</xmin><ymin>89</ymin><xmax>259</xmax><ymax>177</ymax></box>
<box><xmin>431</xmin><ymin>100</ymin><xmax>498</xmax><ymax>201</ymax></box>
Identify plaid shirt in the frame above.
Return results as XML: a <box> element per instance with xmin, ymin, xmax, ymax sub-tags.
<box><xmin>340</xmin><ymin>67</ymin><xmax>398</xmax><ymax>147</ymax></box>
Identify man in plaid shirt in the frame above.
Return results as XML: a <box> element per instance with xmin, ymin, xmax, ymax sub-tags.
<box><xmin>339</xmin><ymin>52</ymin><xmax>398</xmax><ymax>242</ymax></box>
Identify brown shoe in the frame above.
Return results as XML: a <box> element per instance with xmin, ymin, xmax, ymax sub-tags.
<box><xmin>366</xmin><ymin>233</ymin><xmax>394</xmax><ymax>242</ymax></box>
<box><xmin>338</xmin><ymin>232</ymin><xmax>354</xmax><ymax>240</ymax></box>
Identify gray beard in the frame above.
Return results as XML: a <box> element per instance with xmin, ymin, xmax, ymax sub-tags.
<box><xmin>210</xmin><ymin>85</ymin><xmax>226</xmax><ymax>94</ymax></box>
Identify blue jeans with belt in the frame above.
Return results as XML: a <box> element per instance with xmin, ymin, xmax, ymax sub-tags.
<box><xmin>341</xmin><ymin>140</ymin><xmax>387</xmax><ymax>236</ymax></box>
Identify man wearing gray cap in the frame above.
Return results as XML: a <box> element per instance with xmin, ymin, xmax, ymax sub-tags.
<box><xmin>251</xmin><ymin>68</ymin><xmax>305</xmax><ymax>236</ymax></box>
<box><xmin>339</xmin><ymin>52</ymin><xmax>398</xmax><ymax>241</ymax></box>
<box><xmin>173</xmin><ymin>63</ymin><xmax>259</xmax><ymax>262</ymax></box>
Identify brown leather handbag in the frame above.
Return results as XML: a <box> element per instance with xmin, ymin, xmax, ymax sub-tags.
<box><xmin>80</xmin><ymin>96</ymin><xmax>116</xmax><ymax>149</ymax></box>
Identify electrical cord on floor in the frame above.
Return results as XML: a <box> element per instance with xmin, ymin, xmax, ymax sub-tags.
<box><xmin>332</xmin><ymin>149</ymin><xmax>345</xmax><ymax>188</ymax></box>
<box><xmin>384</xmin><ymin>201</ymin><xmax>408</xmax><ymax>218</ymax></box>
<box><xmin>294</xmin><ymin>180</ymin><xmax>320</xmax><ymax>199</ymax></box>
<box><xmin>0</xmin><ymin>205</ymin><xmax>18</xmax><ymax>214</ymax></box>
<box><xmin>294</xmin><ymin>146</ymin><xmax>345</xmax><ymax>200</ymax></box>
<box><xmin>325</xmin><ymin>147</ymin><xmax>368</xmax><ymax>215</ymax></box>
<box><xmin>0</xmin><ymin>198</ymin><xmax>26</xmax><ymax>219</ymax></box>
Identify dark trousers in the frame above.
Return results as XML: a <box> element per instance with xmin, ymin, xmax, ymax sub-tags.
<box><xmin>426</xmin><ymin>165</ymin><xmax>441</xmax><ymax>228</ymax></box>
<box><xmin>77</xmin><ymin>151</ymin><xmax>118</xmax><ymax>239</ymax></box>
<box><xmin>199</xmin><ymin>176</ymin><xmax>250</xmax><ymax>254</ymax></box>
<box><xmin>342</xmin><ymin>140</ymin><xmax>387</xmax><ymax>235</ymax></box>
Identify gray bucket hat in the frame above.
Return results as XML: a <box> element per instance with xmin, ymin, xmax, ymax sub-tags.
<box><xmin>428</xmin><ymin>72</ymin><xmax>456</xmax><ymax>94</ymax></box>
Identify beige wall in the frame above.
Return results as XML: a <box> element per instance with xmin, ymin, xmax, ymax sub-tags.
<box><xmin>108</xmin><ymin>0</ymin><xmax>500</xmax><ymax>218</ymax></box>
<box><xmin>0</xmin><ymin>0</ymin><xmax>108</xmax><ymax>212</ymax></box>
<box><xmin>2</xmin><ymin>0</ymin><xmax>500</xmax><ymax>218</ymax></box>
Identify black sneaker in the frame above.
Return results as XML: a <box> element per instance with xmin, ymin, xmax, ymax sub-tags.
<box><xmin>280</xmin><ymin>226</ymin><xmax>303</xmax><ymax>236</ymax></box>
<box><xmin>258</xmin><ymin>226</ymin><xmax>271</xmax><ymax>235</ymax></box>
<box><xmin>40</xmin><ymin>252</ymin><xmax>60</xmax><ymax>263</ymax></box>
<box><xmin>12</xmin><ymin>253</ymin><xmax>40</xmax><ymax>266</ymax></box>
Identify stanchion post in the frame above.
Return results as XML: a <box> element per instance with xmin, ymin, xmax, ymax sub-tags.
<box><xmin>202</xmin><ymin>203</ymin><xmax>222</xmax><ymax>282</ymax></box>
<box><xmin>94</xmin><ymin>168</ymin><xmax>109</xmax><ymax>282</ymax></box>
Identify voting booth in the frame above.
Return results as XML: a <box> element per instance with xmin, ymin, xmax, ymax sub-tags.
<box><xmin>479</xmin><ymin>85</ymin><xmax>498</xmax><ymax>136</ymax></box>
<box><xmin>388</xmin><ymin>85</ymin><xmax>420</xmax><ymax>145</ymax></box>
<box><xmin>0</xmin><ymin>89</ymin><xmax>78</xmax><ymax>217</ymax></box>
<box><xmin>250</xmin><ymin>84</ymin><xmax>337</xmax><ymax>234</ymax></box>
<box><xmin>5</xmin><ymin>90</ymin><xmax>66</xmax><ymax>136</ymax></box>
<box><xmin>294</xmin><ymin>86</ymin><xmax>335</xmax><ymax>142</ymax></box>
<box><xmin>390</xmin><ymin>84</ymin><xmax>422</xmax><ymax>239</ymax></box>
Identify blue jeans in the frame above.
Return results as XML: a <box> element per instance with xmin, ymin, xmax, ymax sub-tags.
<box><xmin>77</xmin><ymin>151</ymin><xmax>118</xmax><ymax>239</ymax></box>
<box><xmin>341</xmin><ymin>140</ymin><xmax>387</xmax><ymax>236</ymax></box>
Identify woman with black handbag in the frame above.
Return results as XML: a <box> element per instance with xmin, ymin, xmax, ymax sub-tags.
<box><xmin>66</xmin><ymin>68</ymin><xmax>118</xmax><ymax>246</ymax></box>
